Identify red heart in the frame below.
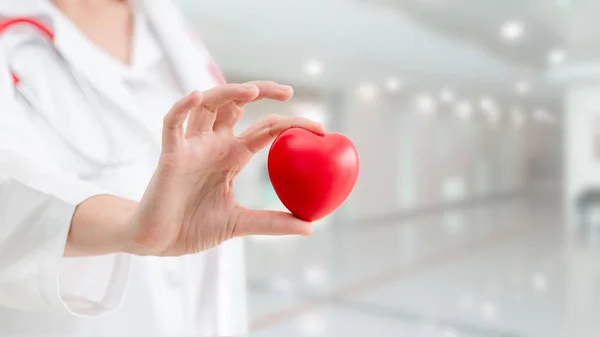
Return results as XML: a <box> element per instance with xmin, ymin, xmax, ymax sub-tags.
<box><xmin>267</xmin><ymin>128</ymin><xmax>360</xmax><ymax>222</ymax></box>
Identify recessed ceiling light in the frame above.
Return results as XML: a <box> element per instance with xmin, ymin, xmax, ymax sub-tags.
<box><xmin>440</xmin><ymin>88</ymin><xmax>455</xmax><ymax>102</ymax></box>
<box><xmin>548</xmin><ymin>48</ymin><xmax>566</xmax><ymax>65</ymax></box>
<box><xmin>515</xmin><ymin>80</ymin><xmax>530</xmax><ymax>95</ymax></box>
<box><xmin>501</xmin><ymin>20</ymin><xmax>524</xmax><ymax>41</ymax></box>
<box><xmin>455</xmin><ymin>100</ymin><xmax>473</xmax><ymax>120</ymax></box>
<box><xmin>386</xmin><ymin>77</ymin><xmax>402</xmax><ymax>92</ymax></box>
<box><xmin>304</xmin><ymin>59</ymin><xmax>323</xmax><ymax>76</ymax></box>
<box><xmin>415</xmin><ymin>93</ymin><xmax>437</xmax><ymax>114</ymax></box>
<box><xmin>479</xmin><ymin>96</ymin><xmax>496</xmax><ymax>111</ymax></box>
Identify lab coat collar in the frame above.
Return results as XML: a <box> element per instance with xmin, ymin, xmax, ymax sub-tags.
<box><xmin>0</xmin><ymin>0</ymin><xmax>144</xmax><ymax>124</ymax></box>
<box><xmin>0</xmin><ymin>0</ymin><xmax>223</xmax><ymax>138</ymax></box>
<box><xmin>48</xmin><ymin>4</ymin><xmax>157</xmax><ymax>144</ymax></box>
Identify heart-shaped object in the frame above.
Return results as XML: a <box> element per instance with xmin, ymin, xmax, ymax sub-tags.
<box><xmin>268</xmin><ymin>128</ymin><xmax>360</xmax><ymax>222</ymax></box>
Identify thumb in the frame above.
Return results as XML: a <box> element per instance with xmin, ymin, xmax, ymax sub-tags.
<box><xmin>231</xmin><ymin>207</ymin><xmax>313</xmax><ymax>237</ymax></box>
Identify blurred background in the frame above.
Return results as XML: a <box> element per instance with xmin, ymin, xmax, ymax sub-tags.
<box><xmin>177</xmin><ymin>0</ymin><xmax>598</xmax><ymax>336</ymax></box>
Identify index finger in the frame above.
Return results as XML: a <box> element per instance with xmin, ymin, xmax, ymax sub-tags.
<box><xmin>239</xmin><ymin>115</ymin><xmax>325</xmax><ymax>153</ymax></box>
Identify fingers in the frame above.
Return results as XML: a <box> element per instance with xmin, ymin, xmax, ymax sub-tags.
<box><xmin>162</xmin><ymin>91</ymin><xmax>203</xmax><ymax>151</ymax></box>
<box><xmin>213</xmin><ymin>81</ymin><xmax>293</xmax><ymax>133</ymax></box>
<box><xmin>186</xmin><ymin>83</ymin><xmax>259</xmax><ymax>137</ymax></box>
<box><xmin>231</xmin><ymin>207</ymin><xmax>313</xmax><ymax>237</ymax></box>
<box><xmin>239</xmin><ymin>115</ymin><xmax>325</xmax><ymax>153</ymax></box>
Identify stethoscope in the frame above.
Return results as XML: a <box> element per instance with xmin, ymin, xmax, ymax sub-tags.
<box><xmin>0</xmin><ymin>17</ymin><xmax>157</xmax><ymax>173</ymax></box>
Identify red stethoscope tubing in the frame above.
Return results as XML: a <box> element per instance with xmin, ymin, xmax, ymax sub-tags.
<box><xmin>0</xmin><ymin>17</ymin><xmax>55</xmax><ymax>86</ymax></box>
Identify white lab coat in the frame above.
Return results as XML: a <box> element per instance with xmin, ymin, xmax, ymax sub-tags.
<box><xmin>0</xmin><ymin>0</ymin><xmax>247</xmax><ymax>336</ymax></box>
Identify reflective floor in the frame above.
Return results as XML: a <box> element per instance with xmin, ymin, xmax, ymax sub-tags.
<box><xmin>245</xmin><ymin>189</ymin><xmax>600</xmax><ymax>337</ymax></box>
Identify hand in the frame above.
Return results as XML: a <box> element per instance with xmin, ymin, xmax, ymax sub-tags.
<box><xmin>127</xmin><ymin>81</ymin><xmax>324</xmax><ymax>256</ymax></box>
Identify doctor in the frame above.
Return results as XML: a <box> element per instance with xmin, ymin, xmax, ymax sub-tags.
<box><xmin>0</xmin><ymin>0</ymin><xmax>323</xmax><ymax>336</ymax></box>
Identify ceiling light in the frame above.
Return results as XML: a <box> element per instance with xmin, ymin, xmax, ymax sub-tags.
<box><xmin>357</xmin><ymin>82</ymin><xmax>378</xmax><ymax>101</ymax></box>
<box><xmin>479</xmin><ymin>96</ymin><xmax>496</xmax><ymax>111</ymax></box>
<box><xmin>455</xmin><ymin>100</ymin><xmax>473</xmax><ymax>120</ymax></box>
<box><xmin>501</xmin><ymin>20</ymin><xmax>524</xmax><ymax>41</ymax></box>
<box><xmin>386</xmin><ymin>77</ymin><xmax>402</xmax><ymax>92</ymax></box>
<box><xmin>548</xmin><ymin>48</ymin><xmax>566</xmax><ymax>65</ymax></box>
<box><xmin>415</xmin><ymin>93</ymin><xmax>437</xmax><ymax>114</ymax></box>
<box><xmin>440</xmin><ymin>88</ymin><xmax>455</xmax><ymax>102</ymax></box>
<box><xmin>304</xmin><ymin>59</ymin><xmax>323</xmax><ymax>76</ymax></box>
<box><xmin>515</xmin><ymin>80</ymin><xmax>530</xmax><ymax>95</ymax></box>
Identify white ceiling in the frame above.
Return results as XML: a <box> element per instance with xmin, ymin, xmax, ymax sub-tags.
<box><xmin>176</xmin><ymin>0</ymin><xmax>574</xmax><ymax>103</ymax></box>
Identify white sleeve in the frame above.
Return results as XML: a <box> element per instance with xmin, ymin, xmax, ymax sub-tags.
<box><xmin>0</xmin><ymin>56</ymin><xmax>131</xmax><ymax>317</ymax></box>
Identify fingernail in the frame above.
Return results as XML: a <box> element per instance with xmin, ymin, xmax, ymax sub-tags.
<box><xmin>279</xmin><ymin>85</ymin><xmax>293</xmax><ymax>92</ymax></box>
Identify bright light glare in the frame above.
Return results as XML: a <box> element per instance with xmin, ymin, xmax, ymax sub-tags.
<box><xmin>304</xmin><ymin>59</ymin><xmax>323</xmax><ymax>76</ymax></box>
<box><xmin>386</xmin><ymin>77</ymin><xmax>402</xmax><ymax>92</ymax></box>
<box><xmin>548</xmin><ymin>48</ymin><xmax>566</xmax><ymax>65</ymax></box>
<box><xmin>440</xmin><ymin>88</ymin><xmax>455</xmax><ymax>102</ymax></box>
<box><xmin>455</xmin><ymin>100</ymin><xmax>473</xmax><ymax>120</ymax></box>
<box><xmin>415</xmin><ymin>93</ymin><xmax>436</xmax><ymax>114</ymax></box>
<box><xmin>479</xmin><ymin>96</ymin><xmax>496</xmax><ymax>111</ymax></box>
<box><xmin>501</xmin><ymin>20</ymin><xmax>524</xmax><ymax>41</ymax></box>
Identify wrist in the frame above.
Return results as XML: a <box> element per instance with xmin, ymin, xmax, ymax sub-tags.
<box><xmin>66</xmin><ymin>195</ymin><xmax>139</xmax><ymax>257</ymax></box>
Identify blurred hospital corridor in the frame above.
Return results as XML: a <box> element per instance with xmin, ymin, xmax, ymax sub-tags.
<box><xmin>174</xmin><ymin>0</ymin><xmax>600</xmax><ymax>335</ymax></box>
<box><xmin>246</xmin><ymin>189</ymin><xmax>599</xmax><ymax>337</ymax></box>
